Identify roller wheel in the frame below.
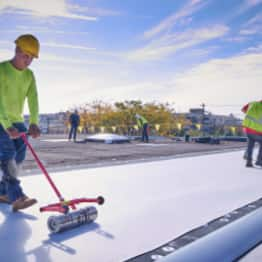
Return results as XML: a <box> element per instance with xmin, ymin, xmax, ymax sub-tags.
<box><xmin>47</xmin><ymin>216</ymin><xmax>61</xmax><ymax>233</ymax></box>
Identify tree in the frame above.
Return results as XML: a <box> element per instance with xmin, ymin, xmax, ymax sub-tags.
<box><xmin>66</xmin><ymin>100</ymin><xmax>181</xmax><ymax>136</ymax></box>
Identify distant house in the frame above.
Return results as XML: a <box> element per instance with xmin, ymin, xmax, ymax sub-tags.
<box><xmin>175</xmin><ymin>108</ymin><xmax>243</xmax><ymax>135</ymax></box>
<box><xmin>187</xmin><ymin>108</ymin><xmax>205</xmax><ymax>124</ymax></box>
<box><xmin>24</xmin><ymin>112</ymin><xmax>67</xmax><ymax>134</ymax></box>
<box><xmin>186</xmin><ymin>108</ymin><xmax>241</xmax><ymax>126</ymax></box>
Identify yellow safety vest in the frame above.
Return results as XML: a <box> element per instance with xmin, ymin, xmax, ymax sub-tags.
<box><xmin>242</xmin><ymin>102</ymin><xmax>262</xmax><ymax>132</ymax></box>
<box><xmin>137</xmin><ymin>116</ymin><xmax>148</xmax><ymax>127</ymax></box>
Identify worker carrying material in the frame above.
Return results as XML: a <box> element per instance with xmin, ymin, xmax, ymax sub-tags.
<box><xmin>135</xmin><ymin>114</ymin><xmax>149</xmax><ymax>143</ymax></box>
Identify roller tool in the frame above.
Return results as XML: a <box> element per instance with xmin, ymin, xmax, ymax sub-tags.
<box><xmin>21</xmin><ymin>133</ymin><xmax>104</xmax><ymax>233</ymax></box>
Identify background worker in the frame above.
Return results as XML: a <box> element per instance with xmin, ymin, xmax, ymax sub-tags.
<box><xmin>68</xmin><ymin>110</ymin><xmax>80</xmax><ymax>142</ymax></box>
<box><xmin>135</xmin><ymin>113</ymin><xmax>149</xmax><ymax>143</ymax></box>
<box><xmin>0</xmin><ymin>34</ymin><xmax>41</xmax><ymax>211</ymax></box>
<box><xmin>242</xmin><ymin>100</ymin><xmax>262</xmax><ymax>167</ymax></box>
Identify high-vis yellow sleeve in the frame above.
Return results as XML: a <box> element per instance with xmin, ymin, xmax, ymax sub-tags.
<box><xmin>0</xmin><ymin>61</ymin><xmax>39</xmax><ymax>129</ymax></box>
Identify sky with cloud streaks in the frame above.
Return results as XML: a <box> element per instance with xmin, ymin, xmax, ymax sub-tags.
<box><xmin>0</xmin><ymin>0</ymin><xmax>261</xmax><ymax>116</ymax></box>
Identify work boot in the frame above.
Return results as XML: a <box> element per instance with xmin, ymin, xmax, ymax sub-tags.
<box><xmin>0</xmin><ymin>195</ymin><xmax>10</xmax><ymax>204</ymax></box>
<box><xmin>246</xmin><ymin>160</ymin><xmax>253</xmax><ymax>167</ymax></box>
<box><xmin>12</xmin><ymin>197</ymin><xmax>37</xmax><ymax>212</ymax></box>
<box><xmin>255</xmin><ymin>160</ymin><xmax>262</xmax><ymax>167</ymax></box>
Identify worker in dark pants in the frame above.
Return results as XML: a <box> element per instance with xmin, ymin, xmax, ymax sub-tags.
<box><xmin>242</xmin><ymin>101</ymin><xmax>262</xmax><ymax>167</ymax></box>
<box><xmin>68</xmin><ymin>110</ymin><xmax>80</xmax><ymax>142</ymax></box>
<box><xmin>185</xmin><ymin>131</ymin><xmax>190</xmax><ymax>143</ymax></box>
<box><xmin>135</xmin><ymin>114</ymin><xmax>149</xmax><ymax>143</ymax></box>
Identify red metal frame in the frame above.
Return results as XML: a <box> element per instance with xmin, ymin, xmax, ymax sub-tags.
<box><xmin>21</xmin><ymin>133</ymin><xmax>104</xmax><ymax>214</ymax></box>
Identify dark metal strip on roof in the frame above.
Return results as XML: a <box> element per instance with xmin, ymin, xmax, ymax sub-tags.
<box><xmin>124</xmin><ymin>198</ymin><xmax>262</xmax><ymax>262</ymax></box>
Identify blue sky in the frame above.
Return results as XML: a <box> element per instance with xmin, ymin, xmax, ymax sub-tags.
<box><xmin>0</xmin><ymin>0</ymin><xmax>261</xmax><ymax>117</ymax></box>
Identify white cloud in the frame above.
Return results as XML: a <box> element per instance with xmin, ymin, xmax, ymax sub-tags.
<box><xmin>240</xmin><ymin>13</ymin><xmax>262</xmax><ymax>35</ymax></box>
<box><xmin>245</xmin><ymin>44</ymin><xmax>262</xmax><ymax>53</ymax></box>
<box><xmin>246</xmin><ymin>12</ymin><xmax>262</xmax><ymax>26</ymax></box>
<box><xmin>127</xmin><ymin>25</ymin><xmax>229</xmax><ymax>61</ymax></box>
<box><xmin>42</xmin><ymin>42</ymin><xmax>96</xmax><ymax>51</ymax></box>
<box><xmin>166</xmin><ymin>52</ymin><xmax>262</xmax><ymax>114</ymax></box>
<box><xmin>235</xmin><ymin>0</ymin><xmax>262</xmax><ymax>16</ymax></box>
<box><xmin>240</xmin><ymin>27</ymin><xmax>262</xmax><ymax>35</ymax></box>
<box><xmin>0</xmin><ymin>0</ymin><xmax>97</xmax><ymax>21</ymax></box>
<box><xmin>38</xmin><ymin>53</ymin><xmax>116</xmax><ymax>66</ymax></box>
<box><xmin>143</xmin><ymin>0</ymin><xmax>208</xmax><ymax>39</ymax></box>
<box><xmin>0</xmin><ymin>41</ymin><xmax>123</xmax><ymax>70</ymax></box>
<box><xmin>69</xmin><ymin>5</ymin><xmax>122</xmax><ymax>17</ymax></box>
<box><xmin>245</xmin><ymin>0</ymin><xmax>262</xmax><ymax>7</ymax></box>
<box><xmin>224</xmin><ymin>36</ymin><xmax>248</xmax><ymax>42</ymax></box>
<box><xmin>32</xmin><ymin>48</ymin><xmax>262</xmax><ymax>116</ymax></box>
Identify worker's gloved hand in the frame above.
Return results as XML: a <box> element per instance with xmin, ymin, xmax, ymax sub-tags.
<box><xmin>6</xmin><ymin>127</ymin><xmax>20</xmax><ymax>139</ymax></box>
<box><xmin>28</xmin><ymin>124</ymin><xmax>41</xmax><ymax>138</ymax></box>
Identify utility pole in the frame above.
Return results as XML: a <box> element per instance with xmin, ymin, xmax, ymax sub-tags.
<box><xmin>200</xmin><ymin>103</ymin><xmax>205</xmax><ymax>115</ymax></box>
<box><xmin>200</xmin><ymin>103</ymin><xmax>206</xmax><ymax>136</ymax></box>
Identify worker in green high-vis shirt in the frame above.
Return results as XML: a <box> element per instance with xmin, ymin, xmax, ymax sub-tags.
<box><xmin>135</xmin><ymin>113</ymin><xmax>149</xmax><ymax>143</ymax></box>
<box><xmin>242</xmin><ymin>100</ymin><xmax>262</xmax><ymax>167</ymax></box>
<box><xmin>0</xmin><ymin>34</ymin><xmax>41</xmax><ymax>211</ymax></box>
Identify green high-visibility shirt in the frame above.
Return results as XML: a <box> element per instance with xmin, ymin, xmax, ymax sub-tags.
<box><xmin>136</xmin><ymin>115</ymin><xmax>148</xmax><ymax>128</ymax></box>
<box><xmin>242</xmin><ymin>101</ymin><xmax>262</xmax><ymax>132</ymax></box>
<box><xmin>0</xmin><ymin>61</ymin><xmax>39</xmax><ymax>129</ymax></box>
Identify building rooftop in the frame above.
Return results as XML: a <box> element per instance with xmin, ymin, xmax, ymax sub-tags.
<box><xmin>0</xmin><ymin>148</ymin><xmax>261</xmax><ymax>261</ymax></box>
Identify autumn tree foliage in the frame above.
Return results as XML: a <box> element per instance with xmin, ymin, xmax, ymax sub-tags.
<box><xmin>67</xmin><ymin>100</ymin><xmax>189</xmax><ymax>136</ymax></box>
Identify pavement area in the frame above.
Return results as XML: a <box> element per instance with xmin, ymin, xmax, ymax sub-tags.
<box><xmin>22</xmin><ymin>134</ymin><xmax>247</xmax><ymax>174</ymax></box>
<box><xmin>0</xmin><ymin>147</ymin><xmax>261</xmax><ymax>262</ymax></box>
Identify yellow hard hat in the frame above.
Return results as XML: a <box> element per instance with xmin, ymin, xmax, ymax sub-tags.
<box><xmin>15</xmin><ymin>34</ymin><xmax>40</xmax><ymax>58</ymax></box>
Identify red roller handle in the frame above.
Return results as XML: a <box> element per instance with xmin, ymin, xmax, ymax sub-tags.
<box><xmin>40</xmin><ymin>197</ymin><xmax>105</xmax><ymax>214</ymax></box>
<box><xmin>21</xmin><ymin>133</ymin><xmax>105</xmax><ymax>214</ymax></box>
<box><xmin>20</xmin><ymin>133</ymin><xmax>64</xmax><ymax>202</ymax></box>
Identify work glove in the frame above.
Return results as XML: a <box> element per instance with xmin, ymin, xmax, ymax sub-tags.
<box><xmin>28</xmin><ymin>124</ymin><xmax>41</xmax><ymax>138</ymax></box>
<box><xmin>6</xmin><ymin>126</ymin><xmax>20</xmax><ymax>139</ymax></box>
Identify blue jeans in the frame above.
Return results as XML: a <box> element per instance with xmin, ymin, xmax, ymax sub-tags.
<box><xmin>0</xmin><ymin>123</ymin><xmax>27</xmax><ymax>202</ymax></box>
